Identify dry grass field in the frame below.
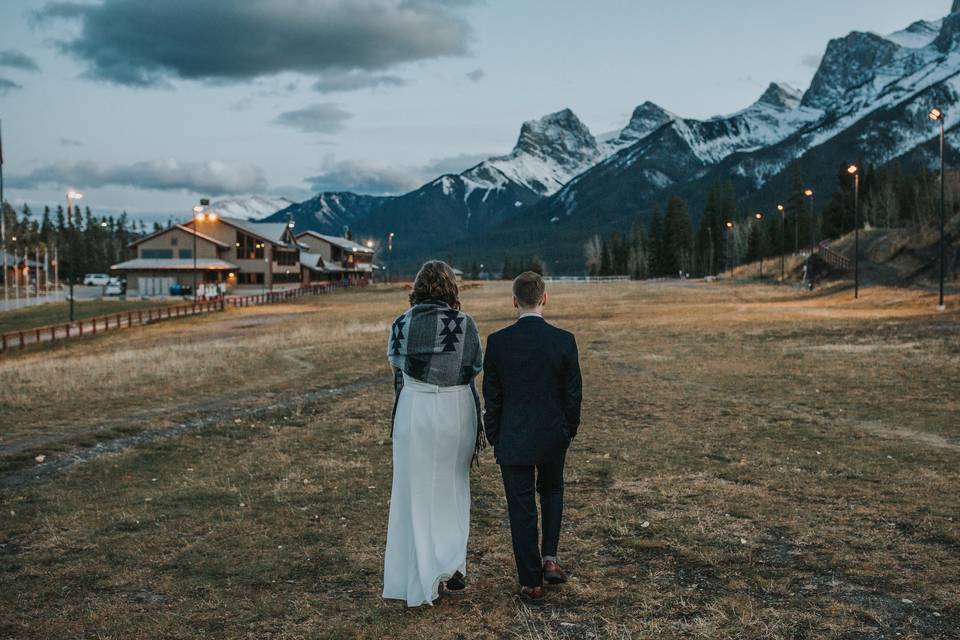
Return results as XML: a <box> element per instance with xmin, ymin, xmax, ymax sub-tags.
<box><xmin>1</xmin><ymin>280</ymin><xmax>958</xmax><ymax>639</ymax></box>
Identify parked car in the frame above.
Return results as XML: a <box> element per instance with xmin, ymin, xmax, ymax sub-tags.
<box><xmin>105</xmin><ymin>278</ymin><xmax>125</xmax><ymax>296</ymax></box>
<box><xmin>83</xmin><ymin>273</ymin><xmax>110</xmax><ymax>286</ymax></box>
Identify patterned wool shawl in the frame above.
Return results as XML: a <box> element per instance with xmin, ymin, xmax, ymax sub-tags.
<box><xmin>387</xmin><ymin>300</ymin><xmax>485</xmax><ymax>463</ymax></box>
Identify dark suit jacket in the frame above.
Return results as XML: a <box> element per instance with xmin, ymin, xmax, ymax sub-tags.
<box><xmin>482</xmin><ymin>315</ymin><xmax>582</xmax><ymax>466</ymax></box>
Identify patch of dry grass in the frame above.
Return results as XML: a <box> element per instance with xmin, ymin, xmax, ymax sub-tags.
<box><xmin>1</xmin><ymin>280</ymin><xmax>958</xmax><ymax>639</ymax></box>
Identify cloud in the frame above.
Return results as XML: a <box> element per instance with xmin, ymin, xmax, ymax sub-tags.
<box><xmin>0</xmin><ymin>49</ymin><xmax>40</xmax><ymax>72</ymax></box>
<box><xmin>305</xmin><ymin>157</ymin><xmax>422</xmax><ymax>195</ymax></box>
<box><xmin>0</xmin><ymin>78</ymin><xmax>22</xmax><ymax>95</ymax></box>
<box><xmin>9</xmin><ymin>159</ymin><xmax>267</xmax><ymax>195</ymax></box>
<box><xmin>274</xmin><ymin>103</ymin><xmax>353</xmax><ymax>134</ymax></box>
<box><xmin>35</xmin><ymin>0</ymin><xmax>474</xmax><ymax>87</ymax></box>
<box><xmin>59</xmin><ymin>138</ymin><xmax>84</xmax><ymax>147</ymax></box>
<box><xmin>802</xmin><ymin>54</ymin><xmax>822</xmax><ymax>69</ymax></box>
<box><xmin>312</xmin><ymin>70</ymin><xmax>406</xmax><ymax>94</ymax></box>
<box><xmin>465</xmin><ymin>67</ymin><xmax>485</xmax><ymax>82</ymax></box>
<box><xmin>421</xmin><ymin>151</ymin><xmax>493</xmax><ymax>175</ymax></box>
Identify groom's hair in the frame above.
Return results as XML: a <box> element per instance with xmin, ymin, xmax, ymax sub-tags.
<box><xmin>513</xmin><ymin>271</ymin><xmax>545</xmax><ymax>309</ymax></box>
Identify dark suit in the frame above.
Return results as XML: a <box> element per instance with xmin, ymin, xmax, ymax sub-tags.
<box><xmin>483</xmin><ymin>315</ymin><xmax>582</xmax><ymax>587</ymax></box>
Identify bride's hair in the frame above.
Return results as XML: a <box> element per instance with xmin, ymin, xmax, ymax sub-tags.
<box><xmin>410</xmin><ymin>260</ymin><xmax>460</xmax><ymax>309</ymax></box>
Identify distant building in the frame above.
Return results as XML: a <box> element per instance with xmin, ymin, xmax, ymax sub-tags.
<box><xmin>296</xmin><ymin>231</ymin><xmax>375</xmax><ymax>284</ymax></box>
<box><xmin>111</xmin><ymin>214</ymin><xmax>373</xmax><ymax>295</ymax></box>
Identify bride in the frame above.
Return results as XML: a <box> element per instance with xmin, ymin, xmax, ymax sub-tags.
<box><xmin>383</xmin><ymin>260</ymin><xmax>485</xmax><ymax>607</ymax></box>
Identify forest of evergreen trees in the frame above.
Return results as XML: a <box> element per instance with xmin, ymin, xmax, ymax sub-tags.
<box><xmin>586</xmin><ymin>162</ymin><xmax>958</xmax><ymax>279</ymax></box>
<box><xmin>1</xmin><ymin>202</ymin><xmax>146</xmax><ymax>282</ymax></box>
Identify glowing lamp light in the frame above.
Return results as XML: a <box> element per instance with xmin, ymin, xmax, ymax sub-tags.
<box><xmin>755</xmin><ymin>212</ymin><xmax>763</xmax><ymax>220</ymax></box>
<box><xmin>207</xmin><ymin>212</ymin><xmax>218</xmax><ymax>222</ymax></box>
<box><xmin>804</xmin><ymin>188</ymin><xmax>814</xmax><ymax>197</ymax></box>
<box><xmin>929</xmin><ymin>107</ymin><xmax>943</xmax><ymax>121</ymax></box>
<box><xmin>847</xmin><ymin>165</ymin><xmax>858</xmax><ymax>175</ymax></box>
<box><xmin>66</xmin><ymin>191</ymin><xmax>83</xmax><ymax>200</ymax></box>
<box><xmin>365</xmin><ymin>240</ymin><xmax>374</xmax><ymax>248</ymax></box>
<box><xmin>725</xmin><ymin>221</ymin><xmax>734</xmax><ymax>229</ymax></box>
<box><xmin>777</xmin><ymin>204</ymin><xmax>784</xmax><ymax>212</ymax></box>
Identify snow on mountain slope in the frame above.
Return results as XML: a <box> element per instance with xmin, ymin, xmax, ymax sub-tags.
<box><xmin>478</xmin><ymin>109</ymin><xmax>604</xmax><ymax>196</ymax></box>
<box><xmin>886</xmin><ymin>19</ymin><xmax>942</xmax><ymax>49</ymax></box>
<box><xmin>210</xmin><ymin>195</ymin><xmax>292</xmax><ymax>220</ymax></box>
<box><xmin>260</xmin><ymin>192</ymin><xmax>388</xmax><ymax>234</ymax></box>
<box><xmin>601</xmin><ymin>102</ymin><xmax>676</xmax><ymax>153</ymax></box>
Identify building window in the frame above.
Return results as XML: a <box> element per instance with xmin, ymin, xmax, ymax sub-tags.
<box><xmin>171</xmin><ymin>237</ymin><xmax>178</xmax><ymax>246</ymax></box>
<box><xmin>237</xmin><ymin>273</ymin><xmax>265</xmax><ymax>285</ymax></box>
<box><xmin>236</xmin><ymin>231</ymin><xmax>264</xmax><ymax>260</ymax></box>
<box><xmin>275</xmin><ymin>250</ymin><xmax>298</xmax><ymax>266</ymax></box>
<box><xmin>179</xmin><ymin>249</ymin><xmax>192</xmax><ymax>259</ymax></box>
<box><xmin>273</xmin><ymin>272</ymin><xmax>301</xmax><ymax>283</ymax></box>
<box><xmin>142</xmin><ymin>249</ymin><xmax>174</xmax><ymax>259</ymax></box>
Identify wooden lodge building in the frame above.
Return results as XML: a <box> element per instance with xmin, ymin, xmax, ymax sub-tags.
<box><xmin>112</xmin><ymin>215</ymin><xmax>375</xmax><ymax>296</ymax></box>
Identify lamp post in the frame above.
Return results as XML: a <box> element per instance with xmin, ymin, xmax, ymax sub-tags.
<box><xmin>724</xmin><ymin>221</ymin><xmax>734</xmax><ymax>276</ymax></box>
<box><xmin>777</xmin><ymin>203</ymin><xmax>785</xmax><ymax>283</ymax></box>
<box><xmin>804</xmin><ymin>188</ymin><xmax>815</xmax><ymax>248</ymax></box>
<box><xmin>66</xmin><ymin>190</ymin><xmax>83</xmax><ymax>321</ymax></box>
<box><xmin>387</xmin><ymin>232</ymin><xmax>395</xmax><ymax>283</ymax></box>
<box><xmin>930</xmin><ymin>107</ymin><xmax>947</xmax><ymax>311</ymax></box>
<box><xmin>192</xmin><ymin>200</ymin><xmax>206</xmax><ymax>304</ymax></box>
<box><xmin>754</xmin><ymin>212</ymin><xmax>763</xmax><ymax>279</ymax></box>
<box><xmin>848</xmin><ymin>165</ymin><xmax>860</xmax><ymax>299</ymax></box>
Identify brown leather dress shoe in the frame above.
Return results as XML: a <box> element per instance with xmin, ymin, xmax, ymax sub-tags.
<box><xmin>519</xmin><ymin>585</ymin><xmax>545</xmax><ymax>604</ymax></box>
<box><xmin>543</xmin><ymin>560</ymin><xmax>568</xmax><ymax>585</ymax></box>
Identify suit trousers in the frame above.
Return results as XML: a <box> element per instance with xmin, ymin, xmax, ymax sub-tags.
<box><xmin>499</xmin><ymin>452</ymin><xmax>566</xmax><ymax>587</ymax></box>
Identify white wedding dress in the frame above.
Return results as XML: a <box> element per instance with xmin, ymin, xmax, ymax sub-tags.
<box><xmin>383</xmin><ymin>373</ymin><xmax>476</xmax><ymax>607</ymax></box>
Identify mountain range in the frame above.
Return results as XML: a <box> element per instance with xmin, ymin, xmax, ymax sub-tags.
<box><xmin>257</xmin><ymin>1</ymin><xmax>960</xmax><ymax>272</ymax></box>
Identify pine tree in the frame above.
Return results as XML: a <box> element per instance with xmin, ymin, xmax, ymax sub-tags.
<box><xmin>501</xmin><ymin>256</ymin><xmax>514</xmax><ymax>280</ymax></box>
<box><xmin>661</xmin><ymin>196</ymin><xmax>694</xmax><ymax>277</ymax></box>
<box><xmin>647</xmin><ymin>206</ymin><xmax>664</xmax><ymax>276</ymax></box>
<box><xmin>598</xmin><ymin>237</ymin><xmax>611</xmax><ymax>276</ymax></box>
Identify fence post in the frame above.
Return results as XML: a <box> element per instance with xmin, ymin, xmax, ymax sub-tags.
<box><xmin>1</xmin><ymin>334</ymin><xmax>6</xmax><ymax>351</ymax></box>
<box><xmin>36</xmin><ymin>328</ymin><xmax>41</xmax><ymax>344</ymax></box>
<box><xmin>65</xmin><ymin>323</ymin><xmax>70</xmax><ymax>338</ymax></box>
<box><xmin>92</xmin><ymin>318</ymin><xmax>97</xmax><ymax>335</ymax></box>
<box><xmin>19</xmin><ymin>331</ymin><xmax>25</xmax><ymax>349</ymax></box>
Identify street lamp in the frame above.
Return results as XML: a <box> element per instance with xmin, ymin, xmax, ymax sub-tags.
<box><xmin>777</xmin><ymin>204</ymin><xmax>785</xmax><ymax>283</ymax></box>
<box><xmin>755</xmin><ymin>212</ymin><xmax>764</xmax><ymax>279</ymax></box>
<box><xmin>387</xmin><ymin>232</ymin><xmax>395</xmax><ymax>283</ymax></box>
<box><xmin>724</xmin><ymin>221</ymin><xmax>734</xmax><ymax>276</ymax></box>
<box><xmin>66</xmin><ymin>190</ymin><xmax>83</xmax><ymax>321</ymax></box>
<box><xmin>848</xmin><ymin>165</ymin><xmax>860</xmax><ymax>299</ymax></box>
<box><xmin>930</xmin><ymin>107</ymin><xmax>947</xmax><ymax>311</ymax></box>
<box><xmin>804</xmin><ymin>188</ymin><xmax>815</xmax><ymax>248</ymax></box>
<box><xmin>192</xmin><ymin>198</ymin><xmax>211</xmax><ymax>304</ymax></box>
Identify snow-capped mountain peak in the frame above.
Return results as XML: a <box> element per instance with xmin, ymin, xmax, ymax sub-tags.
<box><xmin>480</xmin><ymin>108</ymin><xmax>604</xmax><ymax>196</ymax></box>
<box><xmin>756</xmin><ymin>82</ymin><xmax>803</xmax><ymax>110</ymax></box>
<box><xmin>886</xmin><ymin>19</ymin><xmax>943</xmax><ymax>49</ymax></box>
<box><xmin>801</xmin><ymin>31</ymin><xmax>902</xmax><ymax>110</ymax></box>
<box><xmin>210</xmin><ymin>195</ymin><xmax>293</xmax><ymax>220</ymax></box>
<box><xmin>602</xmin><ymin>102</ymin><xmax>676</xmax><ymax>153</ymax></box>
<box><xmin>512</xmin><ymin>109</ymin><xmax>599</xmax><ymax>164</ymax></box>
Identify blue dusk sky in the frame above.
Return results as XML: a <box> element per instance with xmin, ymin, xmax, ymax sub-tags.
<box><xmin>0</xmin><ymin>0</ymin><xmax>951</xmax><ymax>223</ymax></box>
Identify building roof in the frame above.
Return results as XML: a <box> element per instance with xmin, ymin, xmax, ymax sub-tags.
<box><xmin>128</xmin><ymin>224</ymin><xmax>231</xmax><ymax>249</ymax></box>
<box><xmin>296</xmin><ymin>230</ymin><xmax>375</xmax><ymax>254</ymax></box>
<box><xmin>111</xmin><ymin>258</ymin><xmax>239</xmax><ymax>271</ymax></box>
<box><xmin>218</xmin><ymin>216</ymin><xmax>306</xmax><ymax>248</ymax></box>
<box><xmin>299</xmin><ymin>252</ymin><xmax>373</xmax><ymax>274</ymax></box>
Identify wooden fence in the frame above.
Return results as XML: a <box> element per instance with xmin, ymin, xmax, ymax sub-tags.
<box><xmin>813</xmin><ymin>241</ymin><xmax>852</xmax><ymax>271</ymax></box>
<box><xmin>0</xmin><ymin>281</ymin><xmax>361</xmax><ymax>354</ymax></box>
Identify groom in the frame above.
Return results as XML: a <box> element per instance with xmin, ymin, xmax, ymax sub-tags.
<box><xmin>482</xmin><ymin>271</ymin><xmax>583</xmax><ymax>603</ymax></box>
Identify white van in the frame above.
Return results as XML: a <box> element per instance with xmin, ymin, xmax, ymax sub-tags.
<box><xmin>83</xmin><ymin>273</ymin><xmax>110</xmax><ymax>286</ymax></box>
